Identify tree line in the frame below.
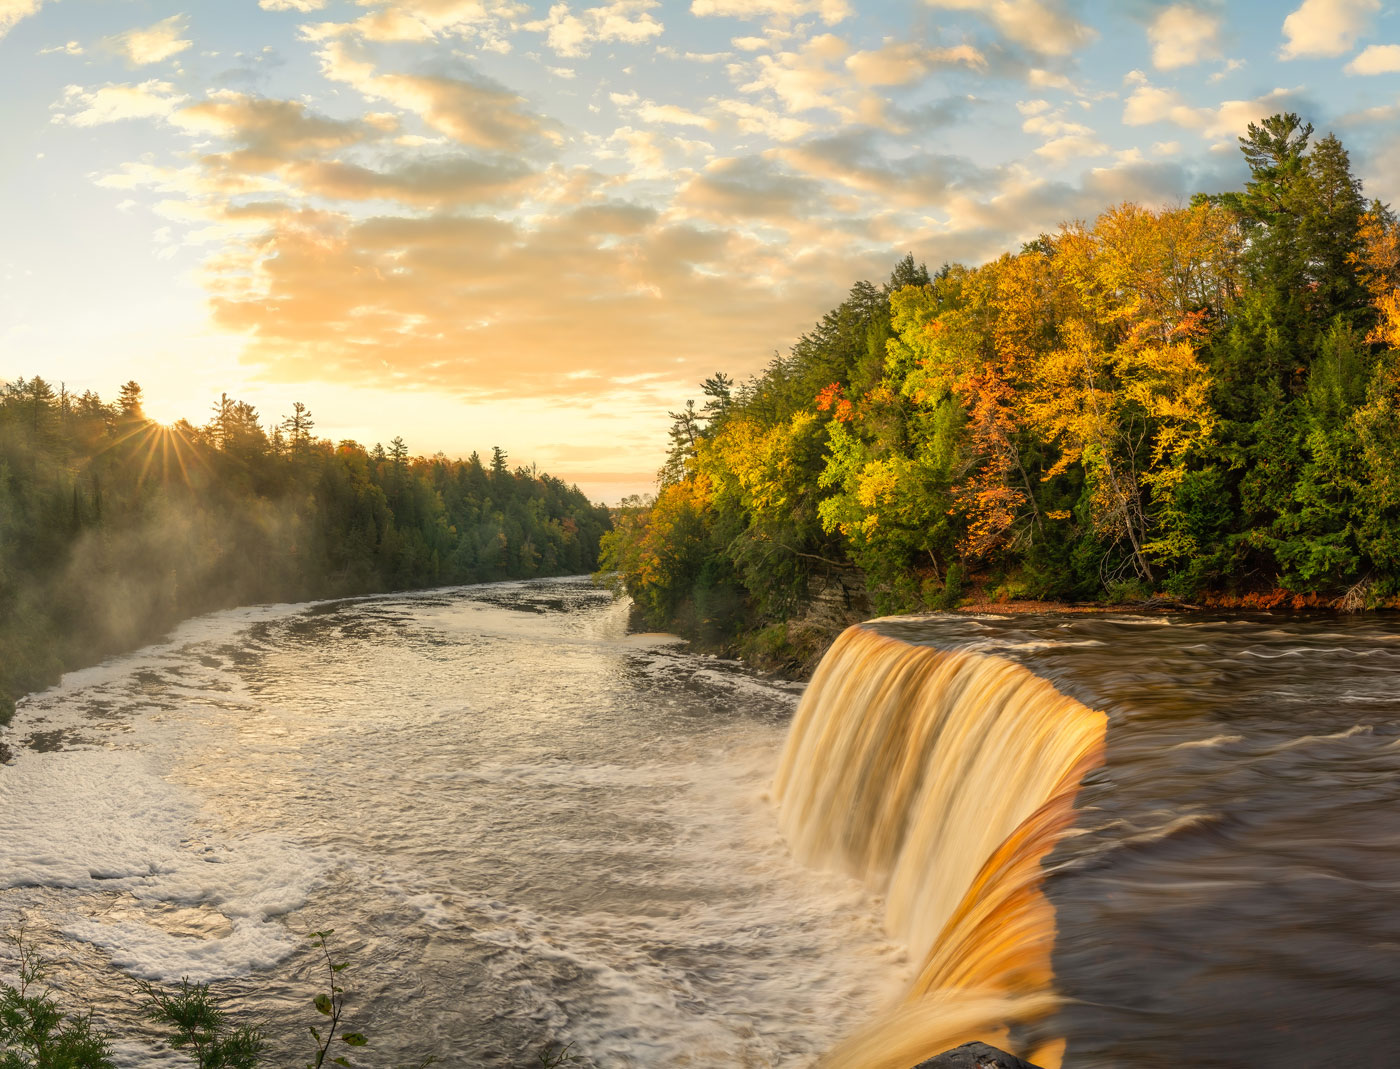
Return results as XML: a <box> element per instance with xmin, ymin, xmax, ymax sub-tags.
<box><xmin>0</xmin><ymin>381</ymin><xmax>611</xmax><ymax>722</ymax></box>
<box><xmin>599</xmin><ymin>114</ymin><xmax>1400</xmax><ymax>663</ymax></box>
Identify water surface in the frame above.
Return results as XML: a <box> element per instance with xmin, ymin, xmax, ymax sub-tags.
<box><xmin>2</xmin><ymin>579</ymin><xmax>901</xmax><ymax>1067</ymax></box>
<box><xmin>871</xmin><ymin>611</ymin><xmax>1400</xmax><ymax>1068</ymax></box>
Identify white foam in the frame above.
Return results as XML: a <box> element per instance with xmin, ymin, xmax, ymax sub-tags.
<box><xmin>0</xmin><ymin>749</ymin><xmax>325</xmax><ymax>981</ymax></box>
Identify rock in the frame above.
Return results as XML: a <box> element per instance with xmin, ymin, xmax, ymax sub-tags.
<box><xmin>911</xmin><ymin>1041</ymin><xmax>1045</xmax><ymax>1069</ymax></box>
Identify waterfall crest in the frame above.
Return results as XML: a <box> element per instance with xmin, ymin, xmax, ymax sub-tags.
<box><xmin>773</xmin><ymin>625</ymin><xmax>1106</xmax><ymax>1068</ymax></box>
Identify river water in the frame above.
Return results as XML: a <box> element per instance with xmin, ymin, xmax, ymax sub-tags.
<box><xmin>0</xmin><ymin>579</ymin><xmax>902</xmax><ymax>1067</ymax></box>
<box><xmin>6</xmin><ymin>580</ymin><xmax>1400</xmax><ymax>1068</ymax></box>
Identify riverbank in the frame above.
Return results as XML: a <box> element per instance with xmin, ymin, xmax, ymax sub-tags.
<box><xmin>653</xmin><ymin>580</ymin><xmax>1397</xmax><ymax>685</ymax></box>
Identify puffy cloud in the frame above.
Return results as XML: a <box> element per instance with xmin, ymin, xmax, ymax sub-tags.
<box><xmin>690</xmin><ymin>0</ymin><xmax>851</xmax><ymax>26</ymax></box>
<box><xmin>740</xmin><ymin>33</ymin><xmax>851</xmax><ymax>112</ymax></box>
<box><xmin>1148</xmin><ymin>5</ymin><xmax>1222</xmax><ymax>70</ymax></box>
<box><xmin>635</xmin><ymin>101</ymin><xmax>715</xmax><ymax>128</ymax></box>
<box><xmin>1021</xmin><ymin>113</ymin><xmax>1092</xmax><ymax>137</ymax></box>
<box><xmin>172</xmin><ymin>92</ymin><xmax>371</xmax><ymax>162</ymax></box>
<box><xmin>1035</xmin><ymin>133</ymin><xmax>1109</xmax><ymax>162</ymax></box>
<box><xmin>52</xmin><ymin>80</ymin><xmax>187</xmax><ymax>126</ymax></box>
<box><xmin>1027</xmin><ymin>67</ymin><xmax>1080</xmax><ymax>92</ymax></box>
<box><xmin>608</xmin><ymin>126</ymin><xmax>713</xmax><ymax>177</ymax></box>
<box><xmin>317</xmin><ymin>42</ymin><xmax>559</xmax><ymax>151</ymax></box>
<box><xmin>1346</xmin><ymin>44</ymin><xmax>1400</xmax><ymax>75</ymax></box>
<box><xmin>1122</xmin><ymin>80</ymin><xmax>1306</xmax><ymax>139</ymax></box>
<box><xmin>524</xmin><ymin>0</ymin><xmax>663</xmax><ymax>57</ymax></box>
<box><xmin>612</xmin><ymin>89</ymin><xmax>716</xmax><ymax>128</ymax></box>
<box><xmin>714</xmin><ymin>97</ymin><xmax>814</xmax><ymax>140</ymax></box>
<box><xmin>677</xmin><ymin>154</ymin><xmax>828</xmax><ymax>221</ymax></box>
<box><xmin>104</xmin><ymin>15</ymin><xmax>193</xmax><ymax>66</ymax></box>
<box><xmin>0</xmin><ymin>0</ymin><xmax>43</xmax><ymax>40</ymax></box>
<box><xmin>1020</xmin><ymin>107</ymin><xmax>1107</xmax><ymax>162</ymax></box>
<box><xmin>844</xmin><ymin>40</ymin><xmax>986</xmax><ymax>86</ymax></box>
<box><xmin>1279</xmin><ymin>0</ymin><xmax>1379</xmax><ymax>60</ymax></box>
<box><xmin>925</xmin><ymin>0</ymin><xmax>1095</xmax><ymax>57</ymax></box>
<box><xmin>304</xmin><ymin>0</ymin><xmax>524</xmax><ymax>48</ymax></box>
<box><xmin>98</xmin><ymin>87</ymin><xmax>541</xmax><ymax>212</ymax></box>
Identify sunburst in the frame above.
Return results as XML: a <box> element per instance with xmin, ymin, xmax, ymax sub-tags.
<box><xmin>92</xmin><ymin>418</ymin><xmax>210</xmax><ymax>489</ymax></box>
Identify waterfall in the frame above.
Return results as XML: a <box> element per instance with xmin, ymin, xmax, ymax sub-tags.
<box><xmin>773</xmin><ymin>625</ymin><xmax>1106</xmax><ymax>1068</ymax></box>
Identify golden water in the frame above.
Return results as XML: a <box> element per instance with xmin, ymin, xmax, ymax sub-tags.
<box><xmin>774</xmin><ymin>626</ymin><xmax>1107</xmax><ymax>1068</ymax></box>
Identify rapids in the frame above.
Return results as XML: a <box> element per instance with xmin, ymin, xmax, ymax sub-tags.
<box><xmin>0</xmin><ymin>580</ymin><xmax>904</xmax><ymax>1067</ymax></box>
<box><xmin>5</xmin><ymin>579</ymin><xmax>1400</xmax><ymax>1068</ymax></box>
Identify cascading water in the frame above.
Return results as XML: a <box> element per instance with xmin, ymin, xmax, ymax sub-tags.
<box><xmin>774</xmin><ymin>625</ymin><xmax>1106</xmax><ymax>1069</ymax></box>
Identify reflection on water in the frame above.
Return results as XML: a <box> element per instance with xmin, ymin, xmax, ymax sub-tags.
<box><xmin>1</xmin><ymin>579</ymin><xmax>902</xmax><ymax>1067</ymax></box>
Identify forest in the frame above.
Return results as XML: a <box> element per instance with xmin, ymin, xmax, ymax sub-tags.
<box><xmin>0</xmin><ymin>382</ymin><xmax>611</xmax><ymax>723</ymax></box>
<box><xmin>599</xmin><ymin>114</ymin><xmax>1400</xmax><ymax>666</ymax></box>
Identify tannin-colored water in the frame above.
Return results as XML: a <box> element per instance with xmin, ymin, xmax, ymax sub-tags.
<box><xmin>6</xmin><ymin>582</ymin><xmax>1400</xmax><ymax>1068</ymax></box>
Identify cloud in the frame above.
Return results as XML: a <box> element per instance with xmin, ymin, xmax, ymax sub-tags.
<box><xmin>260</xmin><ymin>0</ymin><xmax>328</xmax><ymax>10</ymax></box>
<box><xmin>282</xmin><ymin>156</ymin><xmax>541</xmax><ymax>205</ymax></box>
<box><xmin>104</xmin><ymin>15</ymin><xmax>193</xmax><ymax>66</ymax></box>
<box><xmin>1027</xmin><ymin>67</ymin><xmax>1080</xmax><ymax>92</ymax></box>
<box><xmin>844</xmin><ymin>40</ymin><xmax>986</xmax><ymax>86</ymax></box>
<box><xmin>1019</xmin><ymin>106</ymin><xmax>1108</xmax><ymax>162</ymax></box>
<box><xmin>200</xmin><ymin>202</ymin><xmax>870</xmax><ymax>403</ymax></box>
<box><xmin>1148</xmin><ymin>5</ymin><xmax>1222</xmax><ymax>70</ymax></box>
<box><xmin>304</xmin><ymin>0</ymin><xmax>524</xmax><ymax>49</ymax></box>
<box><xmin>53</xmin><ymin>81</ymin><xmax>187</xmax><ymax>126</ymax></box>
<box><xmin>609</xmin><ymin>126</ymin><xmax>712</xmax><ymax>176</ymax></box>
<box><xmin>39</xmin><ymin>39</ymin><xmax>82</xmax><ymax>55</ymax></box>
<box><xmin>1035</xmin><ymin>133</ymin><xmax>1109</xmax><ymax>162</ymax></box>
<box><xmin>0</xmin><ymin>0</ymin><xmax>44</xmax><ymax>40</ymax></box>
<box><xmin>677</xmin><ymin>154</ymin><xmax>827</xmax><ymax>221</ymax></box>
<box><xmin>524</xmin><ymin>0</ymin><xmax>663</xmax><ymax>57</ymax></box>
<box><xmin>773</xmin><ymin>127</ymin><xmax>990</xmax><ymax>211</ymax></box>
<box><xmin>690</xmin><ymin>0</ymin><xmax>851</xmax><ymax>26</ymax></box>
<box><xmin>317</xmin><ymin>42</ymin><xmax>559</xmax><ymax>151</ymax></box>
<box><xmin>740</xmin><ymin>32</ymin><xmax>851</xmax><ymax>112</ymax></box>
<box><xmin>1122</xmin><ymin>80</ymin><xmax>1306</xmax><ymax>139</ymax></box>
<box><xmin>172</xmin><ymin>91</ymin><xmax>374</xmax><ymax>162</ymax></box>
<box><xmin>1279</xmin><ymin>0</ymin><xmax>1379</xmax><ymax>59</ymax></box>
<box><xmin>1021</xmin><ymin>113</ymin><xmax>1092</xmax><ymax>137</ymax></box>
<box><xmin>1346</xmin><ymin>43</ymin><xmax>1400</xmax><ymax>75</ymax></box>
<box><xmin>98</xmin><ymin>87</ymin><xmax>541</xmax><ymax>212</ymax></box>
<box><xmin>920</xmin><ymin>157</ymin><xmax>1193</xmax><ymax>264</ymax></box>
<box><xmin>635</xmin><ymin>100</ymin><xmax>715</xmax><ymax>128</ymax></box>
<box><xmin>714</xmin><ymin>97</ymin><xmax>814</xmax><ymax>140</ymax></box>
<box><xmin>925</xmin><ymin>0</ymin><xmax>1095</xmax><ymax>57</ymax></box>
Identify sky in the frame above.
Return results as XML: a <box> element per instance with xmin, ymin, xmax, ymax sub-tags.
<box><xmin>2</xmin><ymin>0</ymin><xmax>1399</xmax><ymax>503</ymax></box>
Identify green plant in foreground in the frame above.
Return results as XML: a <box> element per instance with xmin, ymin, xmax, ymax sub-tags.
<box><xmin>0</xmin><ymin>933</ymin><xmax>115</xmax><ymax>1069</ymax></box>
<box><xmin>140</xmin><ymin>978</ymin><xmax>264</xmax><ymax>1069</ymax></box>
<box><xmin>304</xmin><ymin>930</ymin><xmax>368</xmax><ymax>1069</ymax></box>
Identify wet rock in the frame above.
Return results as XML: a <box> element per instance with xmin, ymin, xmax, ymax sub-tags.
<box><xmin>912</xmin><ymin>1042</ymin><xmax>1044</xmax><ymax>1069</ymax></box>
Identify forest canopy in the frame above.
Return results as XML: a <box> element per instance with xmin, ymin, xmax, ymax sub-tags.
<box><xmin>0</xmin><ymin>383</ymin><xmax>611</xmax><ymax>722</ymax></box>
<box><xmin>599</xmin><ymin>114</ymin><xmax>1400</xmax><ymax>657</ymax></box>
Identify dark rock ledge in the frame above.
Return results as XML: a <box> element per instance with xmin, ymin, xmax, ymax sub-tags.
<box><xmin>913</xmin><ymin>1041</ymin><xmax>1045</xmax><ymax>1069</ymax></box>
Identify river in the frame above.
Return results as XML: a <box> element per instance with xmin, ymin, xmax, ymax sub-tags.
<box><xmin>4</xmin><ymin>579</ymin><xmax>1400</xmax><ymax>1068</ymax></box>
<box><xmin>1</xmin><ymin>578</ymin><xmax>901</xmax><ymax>1067</ymax></box>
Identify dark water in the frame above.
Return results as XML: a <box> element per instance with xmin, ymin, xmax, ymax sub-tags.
<box><xmin>871</xmin><ymin>612</ymin><xmax>1400</xmax><ymax>1069</ymax></box>
<box><xmin>1</xmin><ymin>579</ymin><xmax>901</xmax><ymax>1067</ymax></box>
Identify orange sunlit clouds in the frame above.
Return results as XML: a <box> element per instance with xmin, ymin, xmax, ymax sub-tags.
<box><xmin>5</xmin><ymin>0</ymin><xmax>1400</xmax><ymax>500</ymax></box>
